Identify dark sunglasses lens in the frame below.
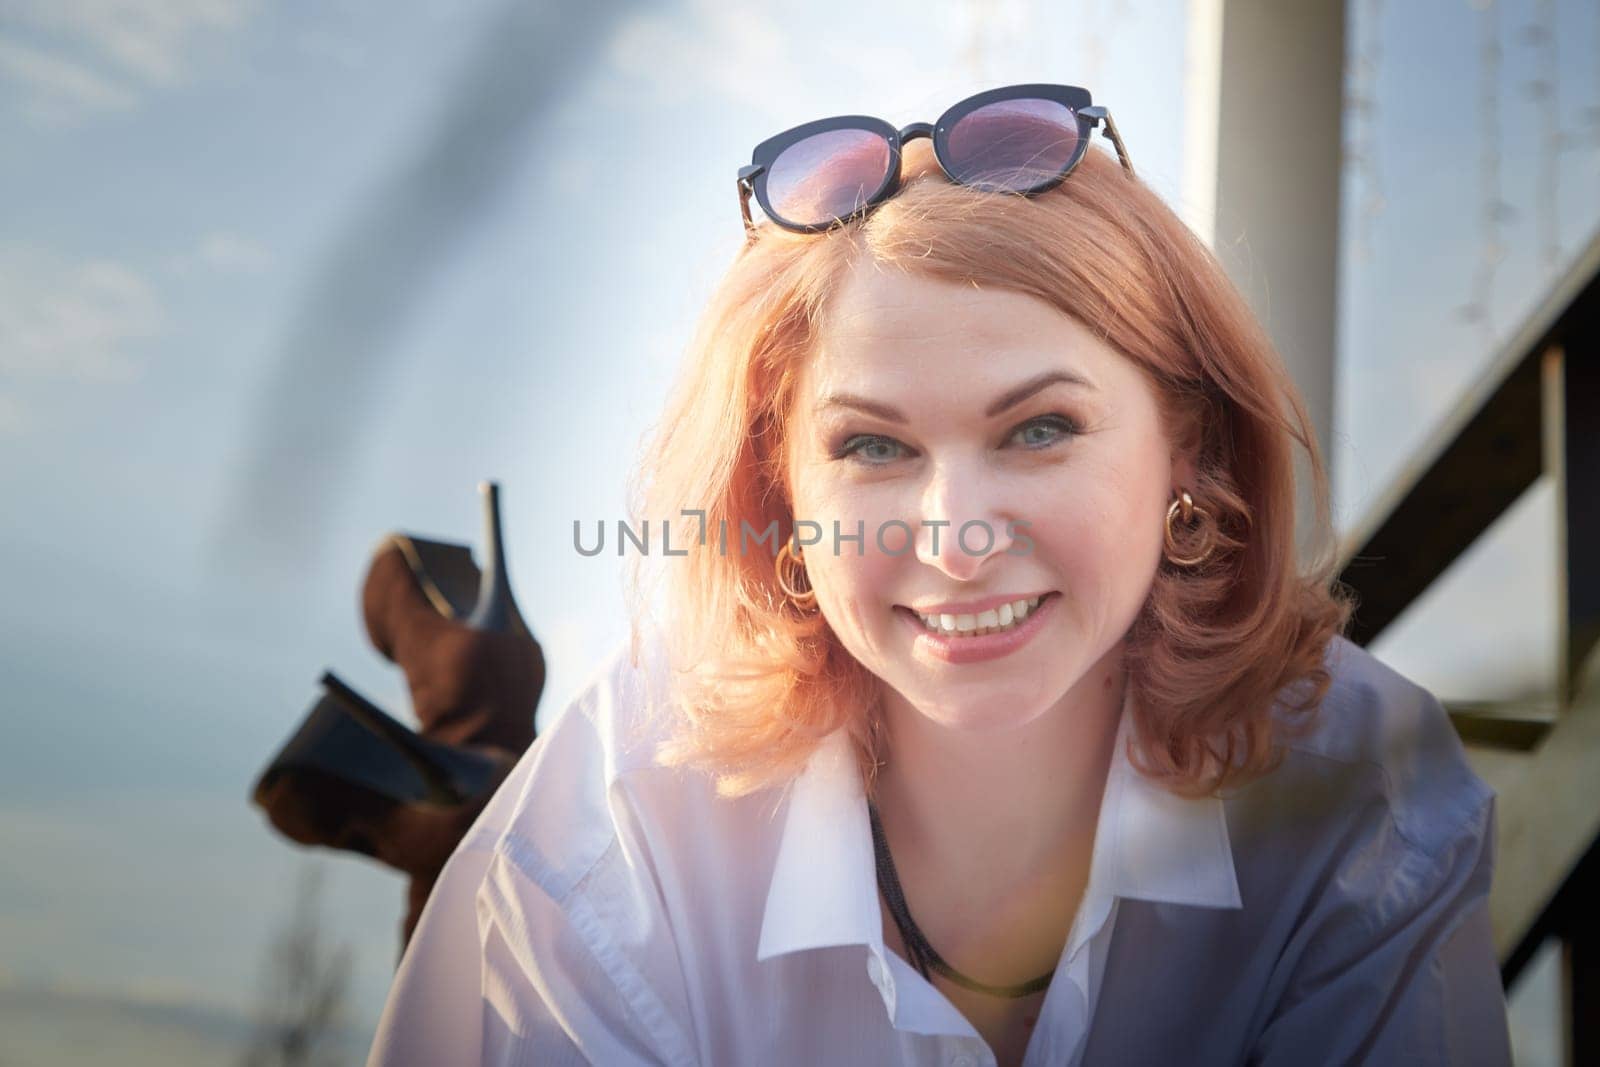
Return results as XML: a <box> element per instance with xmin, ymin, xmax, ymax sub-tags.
<box><xmin>766</xmin><ymin>128</ymin><xmax>893</xmax><ymax>228</ymax></box>
<box><xmin>943</xmin><ymin>97</ymin><xmax>1081</xmax><ymax>192</ymax></box>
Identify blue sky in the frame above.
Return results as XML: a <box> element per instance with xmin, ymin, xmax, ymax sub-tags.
<box><xmin>0</xmin><ymin>0</ymin><xmax>1594</xmax><ymax>1061</ymax></box>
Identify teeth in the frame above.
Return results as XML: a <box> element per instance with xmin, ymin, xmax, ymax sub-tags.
<box><xmin>914</xmin><ymin>595</ymin><xmax>1046</xmax><ymax>637</ymax></box>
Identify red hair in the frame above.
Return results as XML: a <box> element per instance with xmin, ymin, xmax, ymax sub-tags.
<box><xmin>625</xmin><ymin>144</ymin><xmax>1355</xmax><ymax>801</ymax></box>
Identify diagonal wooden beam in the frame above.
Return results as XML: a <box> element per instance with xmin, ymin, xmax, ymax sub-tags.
<box><xmin>1335</xmin><ymin>228</ymin><xmax>1600</xmax><ymax>651</ymax></box>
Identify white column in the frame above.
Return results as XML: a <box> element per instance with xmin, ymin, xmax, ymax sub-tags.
<box><xmin>1183</xmin><ymin>0</ymin><xmax>1347</xmax><ymax>563</ymax></box>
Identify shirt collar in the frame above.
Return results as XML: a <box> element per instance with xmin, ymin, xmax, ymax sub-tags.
<box><xmin>755</xmin><ymin>684</ymin><xmax>1243</xmax><ymax>969</ymax></box>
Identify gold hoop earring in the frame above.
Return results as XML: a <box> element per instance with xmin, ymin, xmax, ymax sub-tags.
<box><xmin>774</xmin><ymin>541</ymin><xmax>817</xmax><ymax>608</ymax></box>
<box><xmin>1164</xmin><ymin>490</ymin><xmax>1217</xmax><ymax>567</ymax></box>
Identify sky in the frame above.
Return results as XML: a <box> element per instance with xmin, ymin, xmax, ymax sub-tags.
<box><xmin>0</xmin><ymin>0</ymin><xmax>1595</xmax><ymax>1063</ymax></box>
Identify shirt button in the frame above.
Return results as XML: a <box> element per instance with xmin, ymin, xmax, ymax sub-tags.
<box><xmin>949</xmin><ymin>1055</ymin><xmax>976</xmax><ymax>1067</ymax></box>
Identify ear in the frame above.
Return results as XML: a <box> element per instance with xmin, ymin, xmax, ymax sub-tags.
<box><xmin>1169</xmin><ymin>446</ymin><xmax>1200</xmax><ymax>496</ymax></box>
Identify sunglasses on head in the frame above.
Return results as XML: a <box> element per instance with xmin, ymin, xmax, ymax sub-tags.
<box><xmin>736</xmin><ymin>83</ymin><xmax>1135</xmax><ymax>239</ymax></box>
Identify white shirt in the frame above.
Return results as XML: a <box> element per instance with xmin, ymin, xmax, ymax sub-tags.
<box><xmin>366</xmin><ymin>631</ymin><xmax>1513</xmax><ymax>1066</ymax></box>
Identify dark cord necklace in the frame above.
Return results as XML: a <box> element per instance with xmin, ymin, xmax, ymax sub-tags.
<box><xmin>867</xmin><ymin>798</ymin><xmax>1054</xmax><ymax>999</ymax></box>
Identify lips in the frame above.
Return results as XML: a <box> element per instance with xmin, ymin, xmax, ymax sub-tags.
<box><xmin>895</xmin><ymin>591</ymin><xmax>1059</xmax><ymax>664</ymax></box>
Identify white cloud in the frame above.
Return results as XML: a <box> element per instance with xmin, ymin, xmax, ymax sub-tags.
<box><xmin>600</xmin><ymin>0</ymin><xmax>977</xmax><ymax>133</ymax></box>
<box><xmin>161</xmin><ymin>230</ymin><xmax>273</xmax><ymax>279</ymax></box>
<box><xmin>0</xmin><ymin>243</ymin><xmax>164</xmax><ymax>394</ymax></box>
<box><xmin>66</xmin><ymin>0</ymin><xmax>250</xmax><ymax>84</ymax></box>
<box><xmin>603</xmin><ymin>0</ymin><xmax>847</xmax><ymax>124</ymax></box>
<box><xmin>0</xmin><ymin>0</ymin><xmax>255</xmax><ymax>121</ymax></box>
<box><xmin>185</xmin><ymin>230</ymin><xmax>272</xmax><ymax>273</ymax></box>
<box><xmin>0</xmin><ymin>38</ymin><xmax>135</xmax><ymax>121</ymax></box>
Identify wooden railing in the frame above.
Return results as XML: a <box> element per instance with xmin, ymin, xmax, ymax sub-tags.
<box><xmin>1332</xmin><ymin>226</ymin><xmax>1600</xmax><ymax>1061</ymax></box>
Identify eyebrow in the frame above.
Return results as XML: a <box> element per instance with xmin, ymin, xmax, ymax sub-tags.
<box><xmin>815</xmin><ymin>370</ymin><xmax>1097</xmax><ymax>424</ymax></box>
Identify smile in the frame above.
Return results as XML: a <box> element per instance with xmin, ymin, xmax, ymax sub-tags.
<box><xmin>893</xmin><ymin>592</ymin><xmax>1060</xmax><ymax>666</ymax></box>
<box><xmin>911</xmin><ymin>595</ymin><xmax>1048</xmax><ymax>637</ymax></box>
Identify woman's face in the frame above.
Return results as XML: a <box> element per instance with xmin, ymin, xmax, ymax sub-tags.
<box><xmin>784</xmin><ymin>259</ymin><xmax>1190</xmax><ymax>732</ymax></box>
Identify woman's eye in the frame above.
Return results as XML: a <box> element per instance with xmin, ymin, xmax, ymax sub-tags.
<box><xmin>1009</xmin><ymin>414</ymin><xmax>1079</xmax><ymax>449</ymax></box>
<box><xmin>835</xmin><ymin>435</ymin><xmax>906</xmax><ymax>465</ymax></box>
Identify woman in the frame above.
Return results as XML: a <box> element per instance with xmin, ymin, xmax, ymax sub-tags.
<box><xmin>367</xmin><ymin>84</ymin><xmax>1511</xmax><ymax>1066</ymax></box>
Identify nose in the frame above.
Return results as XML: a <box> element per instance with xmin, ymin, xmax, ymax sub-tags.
<box><xmin>911</xmin><ymin>461</ymin><xmax>1020</xmax><ymax>582</ymax></box>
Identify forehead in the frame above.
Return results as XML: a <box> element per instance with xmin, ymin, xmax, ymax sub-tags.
<box><xmin>799</xmin><ymin>261</ymin><xmax>1125</xmax><ymax>406</ymax></box>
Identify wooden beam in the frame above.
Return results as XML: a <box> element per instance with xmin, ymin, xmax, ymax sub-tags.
<box><xmin>1336</xmin><ymin>228</ymin><xmax>1600</xmax><ymax>647</ymax></box>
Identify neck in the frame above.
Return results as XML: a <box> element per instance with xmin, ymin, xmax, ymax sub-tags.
<box><xmin>870</xmin><ymin>646</ymin><xmax>1127</xmax><ymax>899</ymax></box>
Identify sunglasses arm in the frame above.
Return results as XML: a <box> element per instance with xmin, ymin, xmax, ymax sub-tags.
<box><xmin>737</xmin><ymin>164</ymin><xmax>764</xmax><ymax>241</ymax></box>
<box><xmin>1079</xmin><ymin>106</ymin><xmax>1135</xmax><ymax>178</ymax></box>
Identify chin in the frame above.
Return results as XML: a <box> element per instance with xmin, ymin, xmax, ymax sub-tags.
<box><xmin>893</xmin><ymin>678</ymin><xmax>1059</xmax><ymax>732</ymax></box>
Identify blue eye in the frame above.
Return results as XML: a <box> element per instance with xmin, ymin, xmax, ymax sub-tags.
<box><xmin>833</xmin><ymin>414</ymin><xmax>1079</xmax><ymax>466</ymax></box>
<box><xmin>834</xmin><ymin>435</ymin><xmax>906</xmax><ymax>465</ymax></box>
<box><xmin>1010</xmin><ymin>415</ymin><xmax>1079</xmax><ymax>449</ymax></box>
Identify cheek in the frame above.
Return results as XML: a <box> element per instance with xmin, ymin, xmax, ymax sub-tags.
<box><xmin>806</xmin><ymin>557</ymin><xmax>890</xmax><ymax>665</ymax></box>
<box><xmin>790</xmin><ymin>475</ymin><xmax>903</xmax><ymax>580</ymax></box>
<box><xmin>1029</xmin><ymin>480</ymin><xmax>1164</xmax><ymax>582</ymax></box>
<box><xmin>809</xmin><ymin>547</ymin><xmax>899</xmax><ymax>617</ymax></box>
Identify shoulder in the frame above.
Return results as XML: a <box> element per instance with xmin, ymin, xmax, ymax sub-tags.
<box><xmin>459</xmin><ymin>624</ymin><xmax>715</xmax><ymax>903</ymax></box>
<box><xmin>1273</xmin><ymin>634</ymin><xmax>1495</xmax><ymax>854</ymax></box>
<box><xmin>442</xmin><ymin>628</ymin><xmax>793</xmax><ymax>1063</ymax></box>
<box><xmin>1221</xmin><ymin>635</ymin><xmax>1498</xmax><ymax>925</ymax></box>
<box><xmin>391</xmin><ymin>629</ymin><xmax>716</xmax><ymax>1066</ymax></box>
<box><xmin>1222</xmin><ymin>639</ymin><xmax>1511</xmax><ymax>1063</ymax></box>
